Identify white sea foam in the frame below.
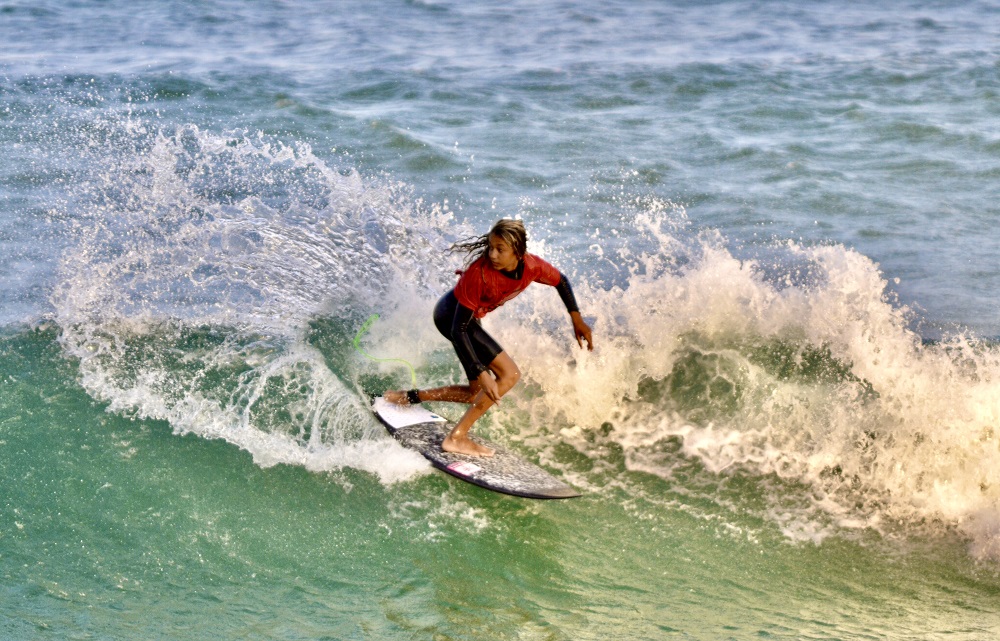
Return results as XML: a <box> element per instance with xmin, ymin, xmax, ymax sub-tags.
<box><xmin>504</xmin><ymin>207</ymin><xmax>1000</xmax><ymax>558</ymax></box>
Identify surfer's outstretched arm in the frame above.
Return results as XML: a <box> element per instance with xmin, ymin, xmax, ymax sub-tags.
<box><xmin>555</xmin><ymin>274</ymin><xmax>594</xmax><ymax>351</ymax></box>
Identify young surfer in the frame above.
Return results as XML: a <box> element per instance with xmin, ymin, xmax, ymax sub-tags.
<box><xmin>385</xmin><ymin>219</ymin><xmax>594</xmax><ymax>457</ymax></box>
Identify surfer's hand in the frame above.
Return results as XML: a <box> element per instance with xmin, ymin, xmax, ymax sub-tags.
<box><xmin>570</xmin><ymin>311</ymin><xmax>594</xmax><ymax>351</ymax></box>
<box><xmin>478</xmin><ymin>370</ymin><xmax>502</xmax><ymax>404</ymax></box>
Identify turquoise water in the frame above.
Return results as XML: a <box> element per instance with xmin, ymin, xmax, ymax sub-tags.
<box><xmin>4</xmin><ymin>1</ymin><xmax>1000</xmax><ymax>639</ymax></box>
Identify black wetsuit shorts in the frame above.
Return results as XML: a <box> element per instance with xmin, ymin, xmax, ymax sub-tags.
<box><xmin>433</xmin><ymin>290</ymin><xmax>503</xmax><ymax>381</ymax></box>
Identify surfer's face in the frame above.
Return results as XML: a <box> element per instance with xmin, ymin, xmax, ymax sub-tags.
<box><xmin>488</xmin><ymin>234</ymin><xmax>520</xmax><ymax>272</ymax></box>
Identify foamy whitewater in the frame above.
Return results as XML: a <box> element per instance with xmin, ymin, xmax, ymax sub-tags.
<box><xmin>4</xmin><ymin>1</ymin><xmax>1000</xmax><ymax>639</ymax></box>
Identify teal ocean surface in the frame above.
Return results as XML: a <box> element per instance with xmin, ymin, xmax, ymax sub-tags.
<box><xmin>3</xmin><ymin>1</ymin><xmax>1000</xmax><ymax>639</ymax></box>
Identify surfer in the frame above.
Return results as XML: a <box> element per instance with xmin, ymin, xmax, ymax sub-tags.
<box><xmin>385</xmin><ymin>218</ymin><xmax>594</xmax><ymax>457</ymax></box>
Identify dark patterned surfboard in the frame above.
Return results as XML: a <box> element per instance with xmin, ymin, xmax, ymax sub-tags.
<box><xmin>372</xmin><ymin>397</ymin><xmax>580</xmax><ymax>499</ymax></box>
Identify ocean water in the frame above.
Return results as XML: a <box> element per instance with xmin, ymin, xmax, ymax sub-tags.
<box><xmin>3</xmin><ymin>1</ymin><xmax>1000</xmax><ymax>639</ymax></box>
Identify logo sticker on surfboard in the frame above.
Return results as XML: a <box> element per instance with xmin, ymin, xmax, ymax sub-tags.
<box><xmin>447</xmin><ymin>461</ymin><xmax>482</xmax><ymax>476</ymax></box>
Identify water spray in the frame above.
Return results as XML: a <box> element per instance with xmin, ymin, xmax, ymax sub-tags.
<box><xmin>352</xmin><ymin>313</ymin><xmax>418</xmax><ymax>387</ymax></box>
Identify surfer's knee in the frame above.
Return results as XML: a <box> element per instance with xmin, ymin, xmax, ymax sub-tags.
<box><xmin>499</xmin><ymin>363</ymin><xmax>521</xmax><ymax>393</ymax></box>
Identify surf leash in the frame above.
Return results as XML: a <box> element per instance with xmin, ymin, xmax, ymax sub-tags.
<box><xmin>352</xmin><ymin>313</ymin><xmax>418</xmax><ymax>387</ymax></box>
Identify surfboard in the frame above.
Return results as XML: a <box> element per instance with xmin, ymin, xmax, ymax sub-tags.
<box><xmin>371</xmin><ymin>397</ymin><xmax>580</xmax><ymax>499</ymax></box>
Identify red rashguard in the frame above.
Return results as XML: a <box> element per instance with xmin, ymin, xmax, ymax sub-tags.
<box><xmin>453</xmin><ymin>254</ymin><xmax>563</xmax><ymax>319</ymax></box>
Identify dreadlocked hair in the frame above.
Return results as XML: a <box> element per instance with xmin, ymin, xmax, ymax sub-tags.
<box><xmin>450</xmin><ymin>219</ymin><xmax>528</xmax><ymax>268</ymax></box>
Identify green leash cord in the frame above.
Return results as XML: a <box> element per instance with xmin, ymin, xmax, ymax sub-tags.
<box><xmin>352</xmin><ymin>313</ymin><xmax>418</xmax><ymax>387</ymax></box>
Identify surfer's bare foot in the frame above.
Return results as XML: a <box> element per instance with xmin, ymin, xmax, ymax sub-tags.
<box><xmin>384</xmin><ymin>390</ymin><xmax>407</xmax><ymax>404</ymax></box>
<box><xmin>442</xmin><ymin>435</ymin><xmax>495</xmax><ymax>457</ymax></box>
<box><xmin>384</xmin><ymin>389</ymin><xmax>420</xmax><ymax>405</ymax></box>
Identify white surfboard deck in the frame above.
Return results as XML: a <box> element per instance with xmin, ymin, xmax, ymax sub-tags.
<box><xmin>372</xmin><ymin>397</ymin><xmax>580</xmax><ymax>499</ymax></box>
